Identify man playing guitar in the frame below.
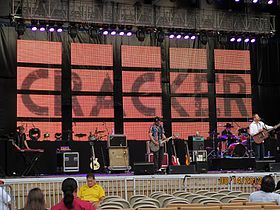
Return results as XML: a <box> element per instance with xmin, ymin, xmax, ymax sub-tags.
<box><xmin>149</xmin><ymin>116</ymin><xmax>167</xmax><ymax>173</ymax></box>
<box><xmin>249</xmin><ymin>114</ymin><xmax>273</xmax><ymax>160</ymax></box>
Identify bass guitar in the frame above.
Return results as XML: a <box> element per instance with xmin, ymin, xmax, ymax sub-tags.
<box><xmin>253</xmin><ymin>123</ymin><xmax>280</xmax><ymax>144</ymax></box>
<box><xmin>150</xmin><ymin>136</ymin><xmax>174</xmax><ymax>152</ymax></box>
<box><xmin>89</xmin><ymin>141</ymin><xmax>100</xmax><ymax>170</ymax></box>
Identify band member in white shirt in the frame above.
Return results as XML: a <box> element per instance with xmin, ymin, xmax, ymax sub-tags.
<box><xmin>249</xmin><ymin>114</ymin><xmax>273</xmax><ymax>160</ymax></box>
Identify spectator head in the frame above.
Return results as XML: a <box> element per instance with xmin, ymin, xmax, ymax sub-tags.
<box><xmin>261</xmin><ymin>175</ymin><xmax>275</xmax><ymax>193</ymax></box>
<box><xmin>62</xmin><ymin>178</ymin><xmax>78</xmax><ymax>209</ymax></box>
<box><xmin>24</xmin><ymin>188</ymin><xmax>45</xmax><ymax>210</ymax></box>
<box><xmin>86</xmin><ymin>173</ymin><xmax>96</xmax><ymax>188</ymax></box>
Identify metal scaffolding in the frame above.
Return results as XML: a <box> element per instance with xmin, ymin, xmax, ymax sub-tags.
<box><xmin>12</xmin><ymin>0</ymin><xmax>275</xmax><ymax>34</ymax></box>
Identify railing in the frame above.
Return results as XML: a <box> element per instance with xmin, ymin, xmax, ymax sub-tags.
<box><xmin>3</xmin><ymin>172</ymin><xmax>279</xmax><ymax>209</ymax></box>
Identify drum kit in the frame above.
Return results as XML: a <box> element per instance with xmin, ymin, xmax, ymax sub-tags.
<box><xmin>208</xmin><ymin>124</ymin><xmax>251</xmax><ymax>158</ymax></box>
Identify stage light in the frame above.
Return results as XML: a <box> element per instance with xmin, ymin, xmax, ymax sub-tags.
<box><xmin>235</xmin><ymin>0</ymin><xmax>240</xmax><ymax>2</ymax></box>
<box><xmin>31</xmin><ymin>20</ymin><xmax>38</xmax><ymax>31</ymax></box>
<box><xmin>268</xmin><ymin>0</ymin><xmax>273</xmax><ymax>4</ymax></box>
<box><xmin>29</xmin><ymin>128</ymin><xmax>41</xmax><ymax>141</ymax></box>
<box><xmin>126</xmin><ymin>31</ymin><xmax>133</xmax><ymax>37</ymax></box>
<box><xmin>68</xmin><ymin>24</ymin><xmax>78</xmax><ymax>39</ymax></box>
<box><xmin>237</xmin><ymin>37</ymin><xmax>242</xmax><ymax>42</ymax></box>
<box><xmin>136</xmin><ymin>28</ymin><xmax>146</xmax><ymax>41</ymax></box>
<box><xmin>252</xmin><ymin>0</ymin><xmax>258</xmax><ymax>3</ymax></box>
<box><xmin>200</xmin><ymin>32</ymin><xmax>208</xmax><ymax>45</ymax></box>
<box><xmin>190</xmin><ymin>35</ymin><xmax>196</xmax><ymax>40</ymax></box>
<box><xmin>184</xmin><ymin>35</ymin><xmax>190</xmax><ymax>40</ymax></box>
<box><xmin>15</xmin><ymin>21</ymin><xmax>26</xmax><ymax>37</ymax></box>
<box><xmin>102</xmin><ymin>30</ymin><xmax>109</xmax><ymax>35</ymax></box>
<box><xmin>230</xmin><ymin>37</ymin><xmax>236</xmax><ymax>42</ymax></box>
<box><xmin>169</xmin><ymin>34</ymin><xmax>175</xmax><ymax>39</ymax></box>
<box><xmin>250</xmin><ymin>38</ymin><xmax>256</xmax><ymax>43</ymax></box>
<box><xmin>244</xmin><ymin>38</ymin><xmax>250</xmax><ymax>43</ymax></box>
<box><xmin>48</xmin><ymin>27</ymin><xmax>55</xmax><ymax>32</ymax></box>
<box><xmin>56</xmin><ymin>22</ymin><xmax>63</xmax><ymax>32</ymax></box>
<box><xmin>110</xmin><ymin>30</ymin><xmax>117</xmax><ymax>36</ymax></box>
<box><xmin>176</xmin><ymin>34</ymin><xmax>182</xmax><ymax>39</ymax></box>
<box><xmin>218</xmin><ymin>34</ymin><xmax>228</xmax><ymax>44</ymax></box>
<box><xmin>31</xmin><ymin>26</ymin><xmax>37</xmax><ymax>31</ymax></box>
<box><xmin>119</xmin><ymin>31</ymin><xmax>125</xmax><ymax>36</ymax></box>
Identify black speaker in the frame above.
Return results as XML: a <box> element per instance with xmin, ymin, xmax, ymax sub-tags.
<box><xmin>133</xmin><ymin>162</ymin><xmax>154</xmax><ymax>175</ymax></box>
<box><xmin>167</xmin><ymin>165</ymin><xmax>196</xmax><ymax>174</ymax></box>
<box><xmin>196</xmin><ymin>161</ymin><xmax>208</xmax><ymax>173</ymax></box>
<box><xmin>255</xmin><ymin>160</ymin><xmax>276</xmax><ymax>172</ymax></box>
<box><xmin>269</xmin><ymin>162</ymin><xmax>280</xmax><ymax>172</ymax></box>
<box><xmin>188</xmin><ymin>136</ymin><xmax>204</xmax><ymax>150</ymax></box>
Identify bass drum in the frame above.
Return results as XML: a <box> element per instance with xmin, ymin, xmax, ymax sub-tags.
<box><xmin>231</xmin><ymin>143</ymin><xmax>247</xmax><ymax>157</ymax></box>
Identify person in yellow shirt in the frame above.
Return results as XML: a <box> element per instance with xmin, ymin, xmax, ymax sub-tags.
<box><xmin>78</xmin><ymin>173</ymin><xmax>105</xmax><ymax>208</ymax></box>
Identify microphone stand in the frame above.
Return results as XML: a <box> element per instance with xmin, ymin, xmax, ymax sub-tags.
<box><xmin>207</xmin><ymin>129</ymin><xmax>218</xmax><ymax>159</ymax></box>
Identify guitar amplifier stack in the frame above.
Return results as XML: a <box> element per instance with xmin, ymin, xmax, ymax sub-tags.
<box><xmin>108</xmin><ymin>135</ymin><xmax>131</xmax><ymax>171</ymax></box>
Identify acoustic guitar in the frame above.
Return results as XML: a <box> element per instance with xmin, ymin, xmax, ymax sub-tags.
<box><xmin>149</xmin><ymin>135</ymin><xmax>175</xmax><ymax>152</ymax></box>
<box><xmin>253</xmin><ymin>123</ymin><xmax>280</xmax><ymax>144</ymax></box>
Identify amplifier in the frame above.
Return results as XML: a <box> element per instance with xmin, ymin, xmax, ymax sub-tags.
<box><xmin>188</xmin><ymin>136</ymin><xmax>204</xmax><ymax>150</ymax></box>
<box><xmin>108</xmin><ymin>147</ymin><xmax>131</xmax><ymax>171</ymax></box>
<box><xmin>108</xmin><ymin>135</ymin><xmax>127</xmax><ymax>147</ymax></box>
<box><xmin>196</xmin><ymin>161</ymin><xmax>208</xmax><ymax>173</ymax></box>
<box><xmin>147</xmin><ymin>153</ymin><xmax>169</xmax><ymax>169</ymax></box>
<box><xmin>57</xmin><ymin>152</ymin><xmax>79</xmax><ymax>173</ymax></box>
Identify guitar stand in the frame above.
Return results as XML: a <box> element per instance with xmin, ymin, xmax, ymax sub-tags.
<box><xmin>20</xmin><ymin>152</ymin><xmax>42</xmax><ymax>176</ymax></box>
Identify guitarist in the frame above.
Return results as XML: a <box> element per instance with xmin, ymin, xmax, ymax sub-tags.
<box><xmin>149</xmin><ymin>116</ymin><xmax>166</xmax><ymax>173</ymax></box>
<box><xmin>249</xmin><ymin>114</ymin><xmax>273</xmax><ymax>160</ymax></box>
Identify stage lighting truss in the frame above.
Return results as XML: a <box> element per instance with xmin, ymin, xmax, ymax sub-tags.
<box><xmin>13</xmin><ymin>0</ymin><xmax>275</xmax><ymax>35</ymax></box>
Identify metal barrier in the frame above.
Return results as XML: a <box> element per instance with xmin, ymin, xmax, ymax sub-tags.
<box><xmin>4</xmin><ymin>172</ymin><xmax>280</xmax><ymax>209</ymax></box>
<box><xmin>0</xmin><ymin>184</ymin><xmax>14</xmax><ymax>210</ymax></box>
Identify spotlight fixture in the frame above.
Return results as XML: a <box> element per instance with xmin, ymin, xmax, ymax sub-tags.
<box><xmin>68</xmin><ymin>24</ymin><xmax>78</xmax><ymax>39</ymax></box>
<box><xmin>136</xmin><ymin>28</ymin><xmax>146</xmax><ymax>41</ymax></box>
<box><xmin>56</xmin><ymin>22</ymin><xmax>63</xmax><ymax>33</ymax></box>
<box><xmin>119</xmin><ymin>31</ymin><xmax>125</xmax><ymax>36</ymax></box>
<box><xmin>15</xmin><ymin>21</ymin><xmax>26</xmax><ymax>37</ymax></box>
<box><xmin>169</xmin><ymin>34</ymin><xmax>175</xmax><ymax>39</ymax></box>
<box><xmin>237</xmin><ymin>37</ymin><xmax>242</xmax><ymax>42</ymax></box>
<box><xmin>110</xmin><ymin>30</ymin><xmax>117</xmax><ymax>36</ymax></box>
<box><xmin>200</xmin><ymin>32</ymin><xmax>208</xmax><ymax>45</ymax></box>
<box><xmin>235</xmin><ymin>0</ymin><xmax>240</xmax><ymax>2</ymax></box>
<box><xmin>267</xmin><ymin>0</ymin><xmax>273</xmax><ymax>4</ymax></box>
<box><xmin>31</xmin><ymin>20</ymin><xmax>38</xmax><ymax>31</ymax></box>
<box><xmin>126</xmin><ymin>31</ymin><xmax>133</xmax><ymax>37</ymax></box>
<box><xmin>250</xmin><ymin>38</ymin><xmax>256</xmax><ymax>43</ymax></box>
<box><xmin>244</xmin><ymin>38</ymin><xmax>250</xmax><ymax>43</ymax></box>
<box><xmin>218</xmin><ymin>33</ymin><xmax>228</xmax><ymax>44</ymax></box>
<box><xmin>252</xmin><ymin>0</ymin><xmax>258</xmax><ymax>3</ymax></box>
<box><xmin>190</xmin><ymin>35</ymin><xmax>196</xmax><ymax>40</ymax></box>
<box><xmin>176</xmin><ymin>34</ymin><xmax>182</xmax><ymax>39</ymax></box>
<box><xmin>48</xmin><ymin>22</ymin><xmax>55</xmax><ymax>32</ymax></box>
<box><xmin>103</xmin><ymin>30</ymin><xmax>109</xmax><ymax>35</ymax></box>
<box><xmin>184</xmin><ymin>35</ymin><xmax>190</xmax><ymax>40</ymax></box>
<box><xmin>230</xmin><ymin>37</ymin><xmax>236</xmax><ymax>42</ymax></box>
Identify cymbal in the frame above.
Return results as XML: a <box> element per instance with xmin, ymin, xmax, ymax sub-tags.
<box><xmin>75</xmin><ymin>133</ymin><xmax>87</xmax><ymax>138</ymax></box>
<box><xmin>94</xmin><ymin>130</ymin><xmax>105</xmax><ymax>134</ymax></box>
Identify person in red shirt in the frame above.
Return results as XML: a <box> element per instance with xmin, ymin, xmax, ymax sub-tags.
<box><xmin>51</xmin><ymin>178</ymin><xmax>95</xmax><ymax>210</ymax></box>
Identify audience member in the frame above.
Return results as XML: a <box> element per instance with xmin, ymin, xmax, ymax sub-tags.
<box><xmin>21</xmin><ymin>188</ymin><xmax>46</xmax><ymax>210</ymax></box>
<box><xmin>249</xmin><ymin>175</ymin><xmax>280</xmax><ymax>205</ymax></box>
<box><xmin>0</xmin><ymin>180</ymin><xmax>11</xmax><ymax>210</ymax></box>
<box><xmin>51</xmin><ymin>178</ymin><xmax>95</xmax><ymax>210</ymax></box>
<box><xmin>78</xmin><ymin>173</ymin><xmax>105</xmax><ymax>208</ymax></box>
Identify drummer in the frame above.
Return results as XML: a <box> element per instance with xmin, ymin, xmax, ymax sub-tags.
<box><xmin>221</xmin><ymin>123</ymin><xmax>236</xmax><ymax>146</ymax></box>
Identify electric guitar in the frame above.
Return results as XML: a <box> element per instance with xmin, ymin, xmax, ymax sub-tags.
<box><xmin>149</xmin><ymin>136</ymin><xmax>175</xmax><ymax>152</ymax></box>
<box><xmin>171</xmin><ymin>139</ymin><xmax>180</xmax><ymax>166</ymax></box>
<box><xmin>185</xmin><ymin>140</ymin><xmax>191</xmax><ymax>166</ymax></box>
<box><xmin>253</xmin><ymin>123</ymin><xmax>280</xmax><ymax>144</ymax></box>
<box><xmin>89</xmin><ymin>142</ymin><xmax>100</xmax><ymax>170</ymax></box>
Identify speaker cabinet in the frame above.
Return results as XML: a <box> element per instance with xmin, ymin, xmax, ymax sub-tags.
<box><xmin>108</xmin><ymin>135</ymin><xmax>127</xmax><ymax>147</ymax></box>
<box><xmin>167</xmin><ymin>165</ymin><xmax>196</xmax><ymax>174</ymax></box>
<box><xmin>255</xmin><ymin>160</ymin><xmax>276</xmax><ymax>172</ymax></box>
<box><xmin>108</xmin><ymin>148</ymin><xmax>130</xmax><ymax>170</ymax></box>
<box><xmin>188</xmin><ymin>136</ymin><xmax>204</xmax><ymax>150</ymax></box>
<box><xmin>133</xmin><ymin>162</ymin><xmax>154</xmax><ymax>175</ymax></box>
<box><xmin>196</xmin><ymin>161</ymin><xmax>208</xmax><ymax>173</ymax></box>
<box><xmin>269</xmin><ymin>162</ymin><xmax>280</xmax><ymax>172</ymax></box>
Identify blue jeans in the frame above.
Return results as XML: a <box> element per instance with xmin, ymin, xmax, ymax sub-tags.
<box><xmin>153</xmin><ymin>146</ymin><xmax>164</xmax><ymax>171</ymax></box>
<box><xmin>254</xmin><ymin>142</ymin><xmax>264</xmax><ymax>160</ymax></box>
